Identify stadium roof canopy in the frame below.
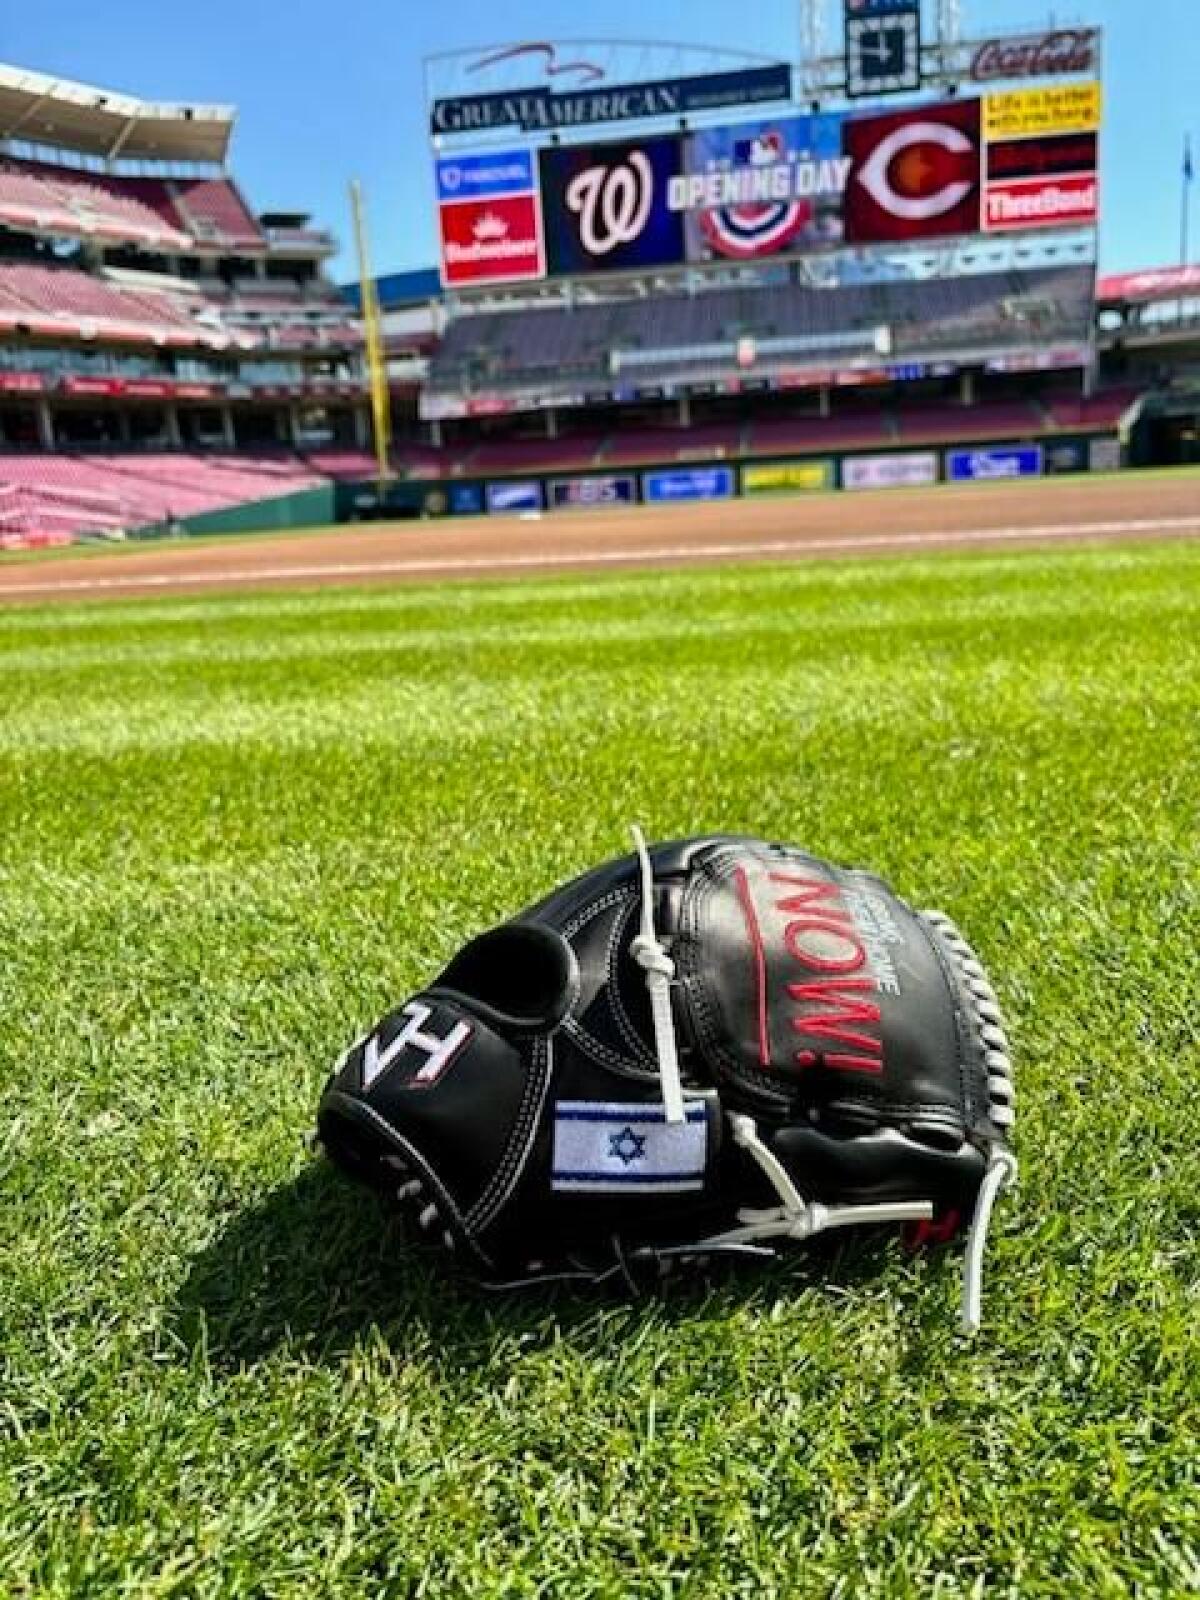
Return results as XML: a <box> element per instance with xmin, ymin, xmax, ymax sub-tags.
<box><xmin>0</xmin><ymin>63</ymin><xmax>234</xmax><ymax>164</ymax></box>
<box><xmin>1096</xmin><ymin>266</ymin><xmax>1200</xmax><ymax>305</ymax></box>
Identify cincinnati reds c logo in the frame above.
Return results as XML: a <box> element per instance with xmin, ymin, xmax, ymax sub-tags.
<box><xmin>566</xmin><ymin>152</ymin><xmax>654</xmax><ymax>255</ymax></box>
<box><xmin>857</xmin><ymin>121</ymin><xmax>975</xmax><ymax>221</ymax></box>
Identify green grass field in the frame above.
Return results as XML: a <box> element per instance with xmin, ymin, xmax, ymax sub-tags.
<box><xmin>3</xmin><ymin>541</ymin><xmax>1199</xmax><ymax>1597</ymax></box>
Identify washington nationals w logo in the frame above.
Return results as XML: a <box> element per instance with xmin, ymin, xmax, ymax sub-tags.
<box><xmin>566</xmin><ymin>152</ymin><xmax>654</xmax><ymax>256</ymax></box>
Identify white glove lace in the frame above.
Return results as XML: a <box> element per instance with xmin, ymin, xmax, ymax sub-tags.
<box><xmin>629</xmin><ymin>824</ymin><xmax>686</xmax><ymax>1124</ymax></box>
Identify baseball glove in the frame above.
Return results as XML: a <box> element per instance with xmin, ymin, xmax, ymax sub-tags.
<box><xmin>316</xmin><ymin>831</ymin><xmax>1016</xmax><ymax>1331</ymax></box>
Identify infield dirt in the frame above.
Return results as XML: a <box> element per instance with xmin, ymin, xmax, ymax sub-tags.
<box><xmin>1</xmin><ymin>470</ymin><xmax>1197</xmax><ymax>603</ymax></box>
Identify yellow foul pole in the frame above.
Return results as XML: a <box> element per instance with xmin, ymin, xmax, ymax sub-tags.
<box><xmin>350</xmin><ymin>179</ymin><xmax>393</xmax><ymax>493</ymax></box>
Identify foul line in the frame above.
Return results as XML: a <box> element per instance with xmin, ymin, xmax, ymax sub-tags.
<box><xmin>2</xmin><ymin>514</ymin><xmax>1199</xmax><ymax>598</ymax></box>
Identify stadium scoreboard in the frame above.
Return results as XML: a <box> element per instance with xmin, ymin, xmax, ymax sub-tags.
<box><xmin>425</xmin><ymin>21</ymin><xmax>1102</xmax><ymax>290</ymax></box>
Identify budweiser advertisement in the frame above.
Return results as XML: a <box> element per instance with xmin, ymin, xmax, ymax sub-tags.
<box><xmin>438</xmin><ymin>192</ymin><xmax>544</xmax><ymax>287</ymax></box>
<box><xmin>969</xmin><ymin>29</ymin><xmax>1099</xmax><ymax>83</ymax></box>
<box><xmin>844</xmin><ymin>99</ymin><xmax>981</xmax><ymax>243</ymax></box>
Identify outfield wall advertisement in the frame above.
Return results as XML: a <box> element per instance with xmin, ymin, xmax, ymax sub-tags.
<box><xmin>643</xmin><ymin>465</ymin><xmax>736</xmax><ymax>502</ymax></box>
<box><xmin>842</xmin><ymin>451</ymin><xmax>939</xmax><ymax>490</ymax></box>
<box><xmin>548</xmin><ymin>474</ymin><xmax>637</xmax><ymax>508</ymax></box>
<box><xmin>946</xmin><ymin>445</ymin><xmax>1043</xmax><ymax>481</ymax></box>
<box><xmin>437</xmin><ymin>81</ymin><xmax>1100</xmax><ymax>284</ymax></box>
<box><xmin>486</xmin><ymin>479</ymin><xmax>545</xmax><ymax>513</ymax></box>
<box><xmin>742</xmin><ymin>460</ymin><xmax>834</xmax><ymax>495</ymax></box>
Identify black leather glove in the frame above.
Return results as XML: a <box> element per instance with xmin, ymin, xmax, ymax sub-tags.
<box><xmin>316</xmin><ymin>832</ymin><xmax>1016</xmax><ymax>1331</ymax></box>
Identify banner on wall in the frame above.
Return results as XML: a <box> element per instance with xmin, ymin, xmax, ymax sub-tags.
<box><xmin>435</xmin><ymin>148</ymin><xmax>537</xmax><ymax>202</ymax></box>
<box><xmin>486</xmin><ymin>479</ymin><xmax>545</xmax><ymax>513</ymax></box>
<box><xmin>539</xmin><ymin>135</ymin><xmax>684</xmax><ymax>276</ymax></box>
<box><xmin>983</xmin><ymin>126</ymin><xmax>1098</xmax><ymax>232</ymax></box>
<box><xmin>1088</xmin><ymin>437</ymin><xmax>1121</xmax><ymax>472</ymax></box>
<box><xmin>946</xmin><ymin>445</ymin><xmax>1043</xmax><ymax>481</ymax></box>
<box><xmin>741</xmin><ymin>459</ymin><xmax>834</xmax><ymax>495</ymax></box>
<box><xmin>671</xmin><ymin>112</ymin><xmax>849</xmax><ymax>261</ymax></box>
<box><xmin>448</xmin><ymin>483</ymin><xmax>485</xmax><ymax>515</ymax></box>
<box><xmin>1043</xmin><ymin>440</ymin><xmax>1088</xmax><ymax>475</ymax></box>
<box><xmin>0</xmin><ymin>372</ymin><xmax>44</xmax><ymax>393</ymax></box>
<box><xmin>983</xmin><ymin>172</ymin><xmax>1097</xmax><ymax>231</ymax></box>
<box><xmin>844</xmin><ymin>99</ymin><xmax>981</xmax><ymax>243</ymax></box>
<box><xmin>968</xmin><ymin>29</ymin><xmax>1099</xmax><ymax>83</ymax></box>
<box><xmin>982</xmin><ymin>81</ymin><xmax>1101</xmax><ymax>140</ymax></box>
<box><xmin>438</xmin><ymin>192</ymin><xmax>544</xmax><ymax>287</ymax></box>
<box><xmin>431</xmin><ymin>63</ymin><xmax>792</xmax><ymax>137</ymax></box>
<box><xmin>548</xmin><ymin>474</ymin><xmax>637</xmax><ymax>508</ymax></box>
<box><xmin>842</xmin><ymin>451</ymin><xmax>939</xmax><ymax>490</ymax></box>
<box><xmin>642</xmin><ymin>465</ymin><xmax>736</xmax><ymax>502</ymax></box>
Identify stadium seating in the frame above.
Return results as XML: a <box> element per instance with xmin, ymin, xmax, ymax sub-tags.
<box><xmin>0</xmin><ymin>452</ymin><xmax>327</xmax><ymax>542</ymax></box>
<box><xmin>1041</xmin><ymin>385</ymin><xmax>1142</xmax><ymax>429</ymax></box>
<box><xmin>0</xmin><ymin>160</ymin><xmax>266</xmax><ymax>253</ymax></box>
<box><xmin>602</xmin><ymin>422</ymin><xmax>745</xmax><ymax>467</ymax></box>
<box><xmin>744</xmin><ymin>411</ymin><xmax>895</xmax><ymax>454</ymax></box>
<box><xmin>170</xmin><ymin>177</ymin><xmax>264</xmax><ymax>248</ymax></box>
<box><xmin>0</xmin><ymin>261</ymin><xmax>357</xmax><ymax>353</ymax></box>
<box><xmin>0</xmin><ymin>159</ymin><xmax>190</xmax><ymax>249</ymax></box>
<box><xmin>891</xmin><ymin>399</ymin><xmax>1046</xmax><ymax>444</ymax></box>
<box><xmin>425</xmin><ymin>268</ymin><xmax>1097</xmax><ymax>400</ymax></box>
<box><xmin>301</xmin><ymin>448</ymin><xmax>379</xmax><ymax>478</ymax></box>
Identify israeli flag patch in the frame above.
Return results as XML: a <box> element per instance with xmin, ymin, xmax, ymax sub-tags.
<box><xmin>551</xmin><ymin>1101</ymin><xmax>708</xmax><ymax>1194</ymax></box>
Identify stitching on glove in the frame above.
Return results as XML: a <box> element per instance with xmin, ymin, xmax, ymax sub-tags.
<box><xmin>561</xmin><ymin>1017</ymin><xmax>660</xmax><ymax>1080</ymax></box>
<box><xmin>679</xmin><ymin>854</ymin><xmax>792</xmax><ymax>1106</ymax></box>
<box><xmin>560</xmin><ymin>885</ymin><xmax>658</xmax><ymax>1073</ymax></box>
<box><xmin>467</xmin><ymin>1036</ymin><xmax>554</xmax><ymax>1237</ymax></box>
<box><xmin>606</xmin><ymin>895</ymin><xmax>662</xmax><ymax>1069</ymax></box>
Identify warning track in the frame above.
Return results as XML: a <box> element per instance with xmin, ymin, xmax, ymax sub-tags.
<box><xmin>1</xmin><ymin>472</ymin><xmax>1197</xmax><ymax>604</ymax></box>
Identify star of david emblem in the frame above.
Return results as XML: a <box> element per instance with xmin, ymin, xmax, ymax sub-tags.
<box><xmin>608</xmin><ymin>1126</ymin><xmax>647</xmax><ymax>1166</ymax></box>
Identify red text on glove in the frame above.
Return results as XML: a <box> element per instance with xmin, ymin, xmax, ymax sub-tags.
<box><xmin>770</xmin><ymin>873</ymin><xmax>884</xmax><ymax>1075</ymax></box>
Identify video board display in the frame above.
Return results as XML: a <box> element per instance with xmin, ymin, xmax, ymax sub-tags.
<box><xmin>435</xmin><ymin>82</ymin><xmax>1101</xmax><ymax>286</ymax></box>
<box><xmin>671</xmin><ymin>112</ymin><xmax>848</xmax><ymax>261</ymax></box>
<box><xmin>539</xmin><ymin>135</ymin><xmax>685</xmax><ymax>275</ymax></box>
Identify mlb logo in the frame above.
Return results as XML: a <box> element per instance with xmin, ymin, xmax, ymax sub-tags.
<box><xmin>734</xmin><ymin>131</ymin><xmax>784</xmax><ymax>166</ymax></box>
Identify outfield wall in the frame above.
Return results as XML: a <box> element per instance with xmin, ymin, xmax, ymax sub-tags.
<box><xmin>167</xmin><ymin>484</ymin><xmax>338</xmax><ymax>539</ymax></box>
<box><xmin>348</xmin><ymin>432</ymin><xmax>1124</xmax><ymax>522</ymax></box>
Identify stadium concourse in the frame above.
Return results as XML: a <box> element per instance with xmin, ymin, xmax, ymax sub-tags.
<box><xmin>3</xmin><ymin>470</ymin><xmax>1198</xmax><ymax>602</ymax></box>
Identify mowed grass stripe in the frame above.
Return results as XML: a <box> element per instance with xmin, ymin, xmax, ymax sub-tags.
<box><xmin>2</xmin><ymin>540</ymin><xmax>1198</xmax><ymax>1597</ymax></box>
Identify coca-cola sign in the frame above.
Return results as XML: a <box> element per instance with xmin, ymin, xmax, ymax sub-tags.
<box><xmin>970</xmin><ymin>30</ymin><xmax>1098</xmax><ymax>83</ymax></box>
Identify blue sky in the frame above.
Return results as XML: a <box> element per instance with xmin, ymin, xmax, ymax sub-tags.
<box><xmin>2</xmin><ymin>0</ymin><xmax>1196</xmax><ymax>281</ymax></box>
